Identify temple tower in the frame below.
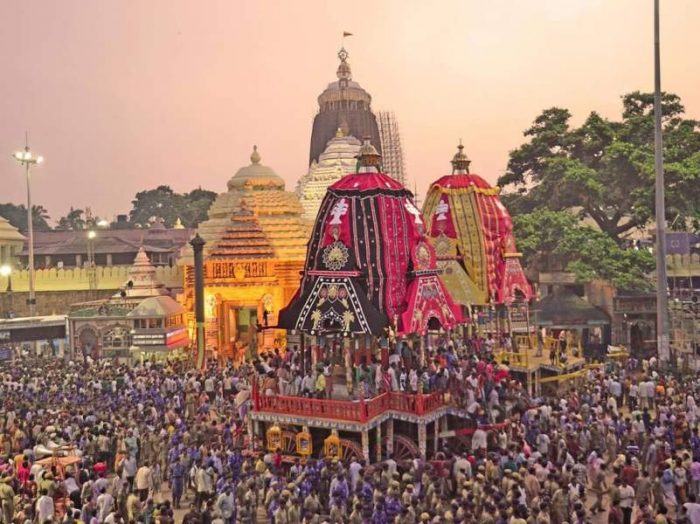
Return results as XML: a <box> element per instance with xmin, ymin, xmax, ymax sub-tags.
<box><xmin>308</xmin><ymin>47</ymin><xmax>382</xmax><ymax>166</ymax></box>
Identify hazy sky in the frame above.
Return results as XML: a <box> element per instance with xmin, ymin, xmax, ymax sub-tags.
<box><xmin>1</xmin><ymin>0</ymin><xmax>699</xmax><ymax>223</ymax></box>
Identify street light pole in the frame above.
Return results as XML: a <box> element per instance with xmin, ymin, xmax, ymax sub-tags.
<box><xmin>653</xmin><ymin>0</ymin><xmax>670</xmax><ymax>364</ymax></box>
<box><xmin>13</xmin><ymin>142</ymin><xmax>43</xmax><ymax>318</ymax></box>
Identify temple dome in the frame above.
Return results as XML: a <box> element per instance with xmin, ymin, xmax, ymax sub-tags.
<box><xmin>187</xmin><ymin>146</ymin><xmax>311</xmax><ymax>263</ymax></box>
<box><xmin>296</xmin><ymin>129</ymin><xmax>361</xmax><ymax>220</ymax></box>
<box><xmin>227</xmin><ymin>146</ymin><xmax>285</xmax><ymax>191</ymax></box>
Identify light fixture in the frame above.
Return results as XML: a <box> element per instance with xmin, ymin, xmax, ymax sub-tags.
<box><xmin>0</xmin><ymin>265</ymin><xmax>11</xmax><ymax>277</ymax></box>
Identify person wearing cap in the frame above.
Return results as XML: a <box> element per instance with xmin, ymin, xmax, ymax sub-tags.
<box><xmin>0</xmin><ymin>474</ymin><xmax>15</xmax><ymax>524</ymax></box>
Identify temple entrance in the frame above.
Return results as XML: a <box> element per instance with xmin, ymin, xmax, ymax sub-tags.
<box><xmin>219</xmin><ymin>302</ymin><xmax>258</xmax><ymax>362</ymax></box>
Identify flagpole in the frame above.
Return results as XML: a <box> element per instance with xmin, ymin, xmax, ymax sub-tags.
<box><xmin>653</xmin><ymin>0</ymin><xmax>670</xmax><ymax>365</ymax></box>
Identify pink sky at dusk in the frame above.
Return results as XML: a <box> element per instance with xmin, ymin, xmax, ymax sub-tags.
<box><xmin>1</xmin><ymin>0</ymin><xmax>699</xmax><ymax>222</ymax></box>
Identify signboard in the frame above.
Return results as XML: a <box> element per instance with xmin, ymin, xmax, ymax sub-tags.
<box><xmin>0</xmin><ymin>325</ymin><xmax>65</xmax><ymax>343</ymax></box>
<box><xmin>0</xmin><ymin>347</ymin><xmax>11</xmax><ymax>360</ymax></box>
<box><xmin>132</xmin><ymin>333</ymin><xmax>166</xmax><ymax>346</ymax></box>
<box><xmin>132</xmin><ymin>328</ymin><xmax>189</xmax><ymax>348</ymax></box>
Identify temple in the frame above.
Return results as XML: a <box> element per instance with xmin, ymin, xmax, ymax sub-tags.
<box><xmin>181</xmin><ymin>147</ymin><xmax>311</xmax><ymax>361</ymax></box>
<box><xmin>422</xmin><ymin>143</ymin><xmax>533</xmax><ymax>307</ymax></box>
<box><xmin>296</xmin><ymin>128</ymin><xmax>361</xmax><ymax>221</ymax></box>
<box><xmin>308</xmin><ymin>47</ymin><xmax>382</xmax><ymax>166</ymax></box>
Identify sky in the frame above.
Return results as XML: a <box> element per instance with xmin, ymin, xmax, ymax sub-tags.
<box><xmin>1</xmin><ymin>0</ymin><xmax>699</xmax><ymax>223</ymax></box>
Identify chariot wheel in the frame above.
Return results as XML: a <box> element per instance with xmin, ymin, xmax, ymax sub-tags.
<box><xmin>281</xmin><ymin>431</ymin><xmax>298</xmax><ymax>454</ymax></box>
<box><xmin>382</xmin><ymin>434</ymin><xmax>420</xmax><ymax>463</ymax></box>
<box><xmin>317</xmin><ymin>438</ymin><xmax>364</xmax><ymax>461</ymax></box>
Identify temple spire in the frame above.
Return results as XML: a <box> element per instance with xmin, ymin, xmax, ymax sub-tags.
<box><xmin>451</xmin><ymin>140</ymin><xmax>471</xmax><ymax>174</ymax></box>
<box><xmin>336</xmin><ymin>47</ymin><xmax>352</xmax><ymax>86</ymax></box>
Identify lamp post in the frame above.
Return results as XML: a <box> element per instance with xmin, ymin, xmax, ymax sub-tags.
<box><xmin>13</xmin><ymin>143</ymin><xmax>43</xmax><ymax>317</ymax></box>
<box><xmin>0</xmin><ymin>264</ymin><xmax>12</xmax><ymax>318</ymax></box>
<box><xmin>87</xmin><ymin>229</ymin><xmax>97</xmax><ymax>296</ymax></box>
<box><xmin>653</xmin><ymin>0</ymin><xmax>670</xmax><ymax>364</ymax></box>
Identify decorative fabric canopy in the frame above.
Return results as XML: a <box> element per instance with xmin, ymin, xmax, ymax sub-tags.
<box><xmin>280</xmin><ymin>140</ymin><xmax>462</xmax><ymax>336</ymax></box>
<box><xmin>422</xmin><ymin>145</ymin><xmax>532</xmax><ymax>306</ymax></box>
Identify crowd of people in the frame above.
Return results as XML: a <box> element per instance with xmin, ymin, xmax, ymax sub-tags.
<box><xmin>0</xmin><ymin>336</ymin><xmax>699</xmax><ymax>524</ymax></box>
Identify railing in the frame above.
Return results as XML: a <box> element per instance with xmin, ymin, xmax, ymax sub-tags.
<box><xmin>253</xmin><ymin>387</ymin><xmax>449</xmax><ymax>422</ymax></box>
<box><xmin>255</xmin><ymin>394</ymin><xmax>365</xmax><ymax>422</ymax></box>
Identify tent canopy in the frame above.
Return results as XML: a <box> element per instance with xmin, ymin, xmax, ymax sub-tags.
<box><xmin>533</xmin><ymin>288</ymin><xmax>609</xmax><ymax>328</ymax></box>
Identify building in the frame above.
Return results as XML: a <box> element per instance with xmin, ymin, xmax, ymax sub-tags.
<box><xmin>181</xmin><ymin>147</ymin><xmax>311</xmax><ymax>361</ymax></box>
<box><xmin>68</xmin><ymin>247</ymin><xmax>188</xmax><ymax>361</ymax></box>
<box><xmin>296</xmin><ymin>128</ymin><xmax>361</xmax><ymax>221</ymax></box>
<box><xmin>377</xmin><ymin>111</ymin><xmax>407</xmax><ymax>186</ymax></box>
<box><xmin>0</xmin><ymin>216</ymin><xmax>25</xmax><ymax>267</ymax></box>
<box><xmin>0</xmin><ymin>315</ymin><xmax>67</xmax><ymax>360</ymax></box>
<box><xmin>308</xmin><ymin>47</ymin><xmax>382</xmax><ymax>166</ymax></box>
<box><xmin>17</xmin><ymin>226</ymin><xmax>193</xmax><ymax>269</ymax></box>
<box><xmin>0</xmin><ymin>226</ymin><xmax>186</xmax><ymax>317</ymax></box>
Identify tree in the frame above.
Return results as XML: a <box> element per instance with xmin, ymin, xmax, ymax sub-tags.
<box><xmin>513</xmin><ymin>209</ymin><xmax>655</xmax><ymax>291</ymax></box>
<box><xmin>181</xmin><ymin>188</ymin><xmax>217</xmax><ymax>227</ymax></box>
<box><xmin>0</xmin><ymin>203</ymin><xmax>51</xmax><ymax>232</ymax></box>
<box><xmin>128</xmin><ymin>186</ymin><xmax>216</xmax><ymax>228</ymax></box>
<box><xmin>56</xmin><ymin>207</ymin><xmax>86</xmax><ymax>231</ymax></box>
<box><xmin>129</xmin><ymin>185</ymin><xmax>184</xmax><ymax>228</ymax></box>
<box><xmin>499</xmin><ymin>92</ymin><xmax>700</xmax><ymax>242</ymax></box>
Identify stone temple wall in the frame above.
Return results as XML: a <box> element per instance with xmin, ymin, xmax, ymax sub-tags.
<box><xmin>2</xmin><ymin>290</ymin><xmax>115</xmax><ymax>317</ymax></box>
<box><xmin>0</xmin><ymin>265</ymin><xmax>183</xmax><ymax>292</ymax></box>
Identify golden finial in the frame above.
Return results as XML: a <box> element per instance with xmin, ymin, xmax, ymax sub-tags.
<box><xmin>451</xmin><ymin>139</ymin><xmax>471</xmax><ymax>174</ymax></box>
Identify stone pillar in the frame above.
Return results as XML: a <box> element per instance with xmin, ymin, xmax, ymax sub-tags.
<box><xmin>418</xmin><ymin>422</ymin><xmax>427</xmax><ymax>460</ymax></box>
<box><xmin>361</xmin><ymin>430</ymin><xmax>370</xmax><ymax>463</ymax></box>
<box><xmin>311</xmin><ymin>336</ymin><xmax>318</xmax><ymax>367</ymax></box>
<box><xmin>106</xmin><ymin>253</ymin><xmax>113</xmax><ymax>266</ymax></box>
<box><xmin>190</xmin><ymin>234</ymin><xmax>206</xmax><ymax>369</ymax></box>
<box><xmin>375</xmin><ymin>423</ymin><xmax>382</xmax><ymax>462</ymax></box>
<box><xmin>75</xmin><ymin>254</ymin><xmax>82</xmax><ymax>267</ymax></box>
<box><xmin>433</xmin><ymin>420</ymin><xmax>439</xmax><ymax>454</ymax></box>
<box><xmin>386</xmin><ymin>419</ymin><xmax>394</xmax><ymax>455</ymax></box>
<box><xmin>44</xmin><ymin>255</ymin><xmax>51</xmax><ymax>267</ymax></box>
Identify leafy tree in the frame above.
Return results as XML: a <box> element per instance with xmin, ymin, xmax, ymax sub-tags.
<box><xmin>128</xmin><ymin>185</ymin><xmax>216</xmax><ymax>228</ymax></box>
<box><xmin>500</xmin><ymin>92</ymin><xmax>700</xmax><ymax>242</ymax></box>
<box><xmin>0</xmin><ymin>203</ymin><xmax>51</xmax><ymax>232</ymax></box>
<box><xmin>513</xmin><ymin>209</ymin><xmax>655</xmax><ymax>290</ymax></box>
<box><xmin>56</xmin><ymin>207</ymin><xmax>86</xmax><ymax>231</ymax></box>
<box><xmin>129</xmin><ymin>185</ymin><xmax>184</xmax><ymax>228</ymax></box>
<box><xmin>181</xmin><ymin>188</ymin><xmax>217</xmax><ymax>227</ymax></box>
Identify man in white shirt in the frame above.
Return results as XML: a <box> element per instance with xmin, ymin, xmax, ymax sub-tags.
<box><xmin>36</xmin><ymin>489</ymin><xmax>54</xmax><ymax>524</ymax></box>
<box><xmin>215</xmin><ymin>485</ymin><xmax>234</xmax><ymax>522</ymax></box>
<box><xmin>96</xmin><ymin>487</ymin><xmax>114</xmax><ymax>523</ymax></box>
<box><xmin>619</xmin><ymin>478</ymin><xmax>635</xmax><ymax>524</ymax></box>
<box><xmin>122</xmin><ymin>454</ymin><xmax>138</xmax><ymax>491</ymax></box>
<box><xmin>683</xmin><ymin>494</ymin><xmax>700</xmax><ymax>524</ymax></box>
<box><xmin>472</xmin><ymin>427</ymin><xmax>488</xmax><ymax>452</ymax></box>
<box><xmin>135</xmin><ymin>463</ymin><xmax>153</xmax><ymax>502</ymax></box>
